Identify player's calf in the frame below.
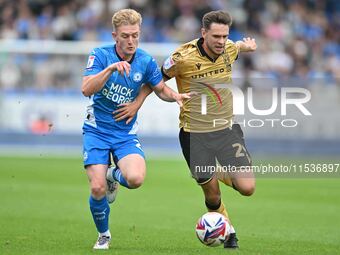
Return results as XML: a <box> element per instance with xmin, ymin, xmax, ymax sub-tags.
<box><xmin>237</xmin><ymin>184</ymin><xmax>255</xmax><ymax>196</ymax></box>
<box><xmin>107</xmin><ymin>166</ymin><xmax>144</xmax><ymax>189</ymax></box>
<box><xmin>232</xmin><ymin>177</ymin><xmax>256</xmax><ymax>196</ymax></box>
<box><xmin>125</xmin><ymin>173</ymin><xmax>144</xmax><ymax>188</ymax></box>
<box><xmin>116</xmin><ymin>154</ymin><xmax>146</xmax><ymax>189</ymax></box>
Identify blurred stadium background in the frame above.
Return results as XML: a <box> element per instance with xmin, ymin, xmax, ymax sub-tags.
<box><xmin>0</xmin><ymin>0</ymin><xmax>339</xmax><ymax>157</ymax></box>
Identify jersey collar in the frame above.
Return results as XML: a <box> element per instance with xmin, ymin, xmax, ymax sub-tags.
<box><xmin>114</xmin><ymin>45</ymin><xmax>136</xmax><ymax>64</ymax></box>
<box><xmin>196</xmin><ymin>38</ymin><xmax>221</xmax><ymax>63</ymax></box>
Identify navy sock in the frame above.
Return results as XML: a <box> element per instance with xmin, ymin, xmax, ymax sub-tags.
<box><xmin>89</xmin><ymin>196</ymin><xmax>110</xmax><ymax>233</ymax></box>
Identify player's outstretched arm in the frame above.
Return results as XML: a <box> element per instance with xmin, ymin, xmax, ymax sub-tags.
<box><xmin>152</xmin><ymin>80</ymin><xmax>191</xmax><ymax>107</ymax></box>
<box><xmin>235</xmin><ymin>37</ymin><xmax>257</xmax><ymax>52</ymax></box>
<box><xmin>82</xmin><ymin>61</ymin><xmax>130</xmax><ymax>97</ymax></box>
<box><xmin>114</xmin><ymin>84</ymin><xmax>153</xmax><ymax>124</ymax></box>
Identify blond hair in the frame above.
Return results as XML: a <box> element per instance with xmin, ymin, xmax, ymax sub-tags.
<box><xmin>112</xmin><ymin>9</ymin><xmax>142</xmax><ymax>31</ymax></box>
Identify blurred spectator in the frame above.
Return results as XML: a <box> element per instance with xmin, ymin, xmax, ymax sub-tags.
<box><xmin>0</xmin><ymin>60</ymin><xmax>21</xmax><ymax>90</ymax></box>
<box><xmin>29</xmin><ymin>115</ymin><xmax>52</xmax><ymax>135</ymax></box>
<box><xmin>0</xmin><ymin>0</ymin><xmax>338</xmax><ymax>91</ymax></box>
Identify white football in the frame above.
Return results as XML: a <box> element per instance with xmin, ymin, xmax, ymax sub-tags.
<box><xmin>195</xmin><ymin>212</ymin><xmax>231</xmax><ymax>247</ymax></box>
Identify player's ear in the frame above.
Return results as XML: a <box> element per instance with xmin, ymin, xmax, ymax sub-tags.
<box><xmin>112</xmin><ymin>32</ymin><xmax>117</xmax><ymax>41</ymax></box>
<box><xmin>201</xmin><ymin>28</ymin><xmax>206</xmax><ymax>38</ymax></box>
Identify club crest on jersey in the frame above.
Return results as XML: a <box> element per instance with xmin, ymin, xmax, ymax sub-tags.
<box><xmin>86</xmin><ymin>56</ymin><xmax>95</xmax><ymax>68</ymax></box>
<box><xmin>133</xmin><ymin>72</ymin><xmax>143</xmax><ymax>82</ymax></box>
<box><xmin>163</xmin><ymin>56</ymin><xmax>174</xmax><ymax>70</ymax></box>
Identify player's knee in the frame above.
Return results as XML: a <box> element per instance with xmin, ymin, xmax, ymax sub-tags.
<box><xmin>127</xmin><ymin>174</ymin><xmax>144</xmax><ymax>189</ymax></box>
<box><xmin>238</xmin><ymin>183</ymin><xmax>255</xmax><ymax>196</ymax></box>
<box><xmin>91</xmin><ymin>183</ymin><xmax>106</xmax><ymax>198</ymax></box>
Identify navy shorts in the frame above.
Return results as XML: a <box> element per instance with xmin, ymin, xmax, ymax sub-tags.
<box><xmin>179</xmin><ymin>124</ymin><xmax>252</xmax><ymax>184</ymax></box>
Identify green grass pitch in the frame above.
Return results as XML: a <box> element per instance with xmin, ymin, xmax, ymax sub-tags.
<box><xmin>1</xmin><ymin>156</ymin><xmax>340</xmax><ymax>255</ymax></box>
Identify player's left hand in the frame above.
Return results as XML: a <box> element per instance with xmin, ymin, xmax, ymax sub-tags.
<box><xmin>113</xmin><ymin>101</ymin><xmax>141</xmax><ymax>124</ymax></box>
<box><xmin>242</xmin><ymin>37</ymin><xmax>257</xmax><ymax>51</ymax></box>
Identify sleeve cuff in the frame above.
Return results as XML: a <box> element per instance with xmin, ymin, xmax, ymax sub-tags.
<box><xmin>161</xmin><ymin>66</ymin><xmax>171</xmax><ymax>80</ymax></box>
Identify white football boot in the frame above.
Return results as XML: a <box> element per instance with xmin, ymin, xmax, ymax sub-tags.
<box><xmin>93</xmin><ymin>235</ymin><xmax>111</xmax><ymax>250</ymax></box>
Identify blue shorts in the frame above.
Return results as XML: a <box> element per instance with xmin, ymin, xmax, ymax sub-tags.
<box><xmin>82</xmin><ymin>130</ymin><xmax>145</xmax><ymax>167</ymax></box>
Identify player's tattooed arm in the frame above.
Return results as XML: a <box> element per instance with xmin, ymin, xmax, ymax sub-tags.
<box><xmin>235</xmin><ymin>37</ymin><xmax>257</xmax><ymax>52</ymax></box>
<box><xmin>114</xmin><ymin>84</ymin><xmax>153</xmax><ymax>124</ymax></box>
<box><xmin>82</xmin><ymin>61</ymin><xmax>130</xmax><ymax>97</ymax></box>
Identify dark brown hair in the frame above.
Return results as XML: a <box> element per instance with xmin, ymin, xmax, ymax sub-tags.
<box><xmin>202</xmin><ymin>10</ymin><xmax>232</xmax><ymax>30</ymax></box>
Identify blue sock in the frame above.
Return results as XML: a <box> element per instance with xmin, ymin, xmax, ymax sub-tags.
<box><xmin>89</xmin><ymin>196</ymin><xmax>110</xmax><ymax>234</ymax></box>
<box><xmin>112</xmin><ymin>167</ymin><xmax>131</xmax><ymax>189</ymax></box>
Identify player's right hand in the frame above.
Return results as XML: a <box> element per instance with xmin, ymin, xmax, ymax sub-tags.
<box><xmin>109</xmin><ymin>61</ymin><xmax>131</xmax><ymax>76</ymax></box>
<box><xmin>113</xmin><ymin>100</ymin><xmax>141</xmax><ymax>124</ymax></box>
